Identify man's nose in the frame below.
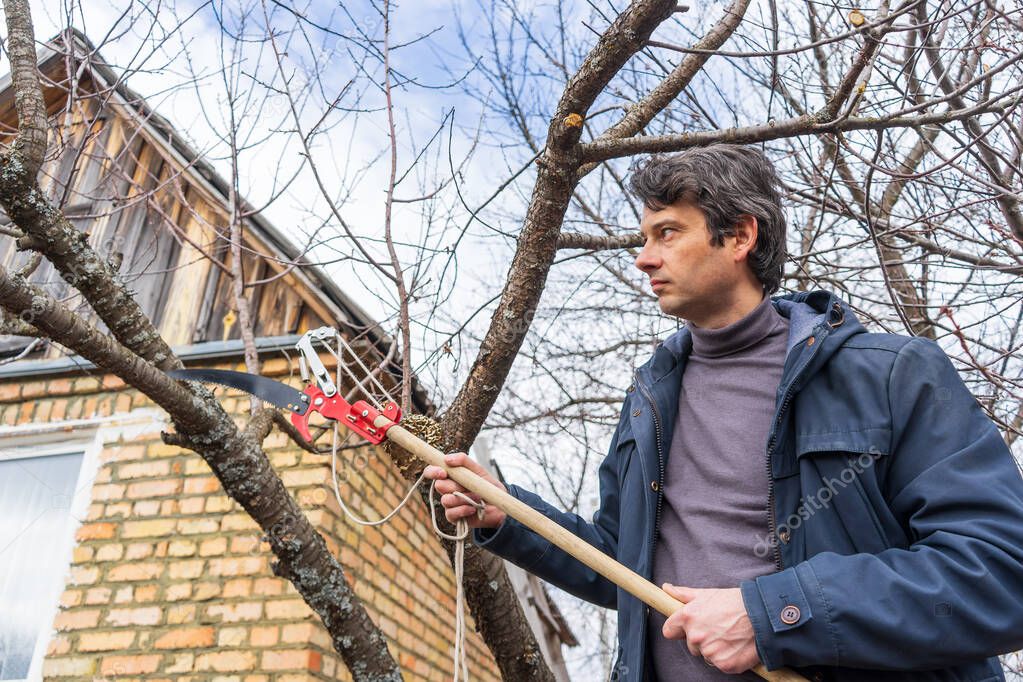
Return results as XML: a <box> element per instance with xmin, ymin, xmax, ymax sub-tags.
<box><xmin>635</xmin><ymin>241</ymin><xmax>659</xmax><ymax>272</ymax></box>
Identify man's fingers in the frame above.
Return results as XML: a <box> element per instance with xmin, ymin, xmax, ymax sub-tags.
<box><xmin>432</xmin><ymin>479</ymin><xmax>463</xmax><ymax>496</ymax></box>
<box><xmin>421</xmin><ymin>465</ymin><xmax>448</xmax><ymax>480</ymax></box>
<box><xmin>445</xmin><ymin>504</ymin><xmax>483</xmax><ymax>523</ymax></box>
<box><xmin>443</xmin><ymin>452</ymin><xmax>491</xmax><ymax>479</ymax></box>
<box><xmin>663</xmin><ymin>583</ymin><xmax>696</xmax><ymax>604</ymax></box>
<box><xmin>441</xmin><ymin>492</ymin><xmax>482</xmax><ymax>508</ymax></box>
<box><xmin>663</xmin><ymin>612</ymin><xmax>686</xmax><ymax>640</ymax></box>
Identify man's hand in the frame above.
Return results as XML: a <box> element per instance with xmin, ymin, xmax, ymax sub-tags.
<box><xmin>421</xmin><ymin>452</ymin><xmax>508</xmax><ymax>529</ymax></box>
<box><xmin>661</xmin><ymin>584</ymin><xmax>761</xmax><ymax>674</ymax></box>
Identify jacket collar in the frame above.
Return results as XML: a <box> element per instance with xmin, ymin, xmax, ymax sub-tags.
<box><xmin>637</xmin><ymin>289</ymin><xmax>865</xmax><ymax>388</ymax></box>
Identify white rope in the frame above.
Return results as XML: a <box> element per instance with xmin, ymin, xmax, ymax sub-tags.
<box><xmin>324</xmin><ymin>339</ymin><xmax>484</xmax><ymax>680</ymax></box>
<box><xmin>330</xmin><ymin>422</ymin><xmax>426</xmax><ymax>527</ymax></box>
<box><xmin>428</xmin><ymin>483</ymin><xmax>485</xmax><ymax>682</ymax></box>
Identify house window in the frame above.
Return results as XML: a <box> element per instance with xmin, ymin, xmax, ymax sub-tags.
<box><xmin>0</xmin><ymin>448</ymin><xmax>87</xmax><ymax>681</ymax></box>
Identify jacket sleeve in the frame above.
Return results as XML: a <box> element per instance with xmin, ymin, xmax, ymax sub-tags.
<box><xmin>471</xmin><ymin>401</ymin><xmax>630</xmax><ymax>609</ymax></box>
<box><xmin>741</xmin><ymin>337</ymin><xmax>1023</xmax><ymax>671</ymax></box>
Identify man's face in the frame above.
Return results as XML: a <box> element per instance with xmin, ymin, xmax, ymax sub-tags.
<box><xmin>635</xmin><ymin>201</ymin><xmax>743</xmax><ymax>322</ymax></box>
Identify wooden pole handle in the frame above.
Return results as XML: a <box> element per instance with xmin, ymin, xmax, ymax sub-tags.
<box><xmin>379</xmin><ymin>420</ymin><xmax>807</xmax><ymax>682</ymax></box>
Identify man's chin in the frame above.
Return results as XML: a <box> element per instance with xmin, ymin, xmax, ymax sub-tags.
<box><xmin>657</xmin><ymin>296</ymin><xmax>688</xmax><ymax>318</ymax></box>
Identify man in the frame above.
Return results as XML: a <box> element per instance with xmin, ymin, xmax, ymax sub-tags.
<box><xmin>424</xmin><ymin>144</ymin><xmax>1023</xmax><ymax>681</ymax></box>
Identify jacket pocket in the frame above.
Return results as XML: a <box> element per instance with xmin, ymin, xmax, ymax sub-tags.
<box><xmin>794</xmin><ymin>440</ymin><xmax>896</xmax><ymax>556</ymax></box>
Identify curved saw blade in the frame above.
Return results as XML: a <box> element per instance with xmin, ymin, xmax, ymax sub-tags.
<box><xmin>167</xmin><ymin>368</ymin><xmax>310</xmax><ymax>415</ymax></box>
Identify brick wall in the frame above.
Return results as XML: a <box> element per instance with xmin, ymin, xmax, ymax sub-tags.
<box><xmin>0</xmin><ymin>358</ymin><xmax>501</xmax><ymax>681</ymax></box>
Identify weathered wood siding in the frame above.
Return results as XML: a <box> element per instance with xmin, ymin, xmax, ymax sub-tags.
<box><xmin>0</xmin><ymin>70</ymin><xmax>326</xmax><ymax>359</ymax></box>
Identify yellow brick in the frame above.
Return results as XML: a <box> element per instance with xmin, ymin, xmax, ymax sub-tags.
<box><xmin>0</xmin><ymin>382</ymin><xmax>22</xmax><ymax>402</ymax></box>
<box><xmin>20</xmin><ymin>380</ymin><xmax>48</xmax><ymax>400</ymax></box>
<box><xmin>199</xmin><ymin>537</ymin><xmax>227</xmax><ymax>556</ymax></box>
<box><xmin>107</xmin><ymin>444</ymin><xmax>146</xmax><ymax>462</ymax></box>
<box><xmin>118</xmin><ymin>461</ymin><xmax>170</xmax><ymax>479</ymax></box>
<box><xmin>59</xmin><ymin>590</ymin><xmax>82</xmax><ymax>608</ymax></box>
<box><xmin>281</xmin><ymin>623</ymin><xmax>316</xmax><ymax>643</ymax></box>
<box><xmin>281</xmin><ymin>468</ymin><xmax>327</xmax><ymax>487</ymax></box>
<box><xmin>125</xmin><ymin>542</ymin><xmax>154</xmax><ymax>559</ymax></box>
<box><xmin>168</xmin><ymin>540</ymin><xmax>197</xmax><ymax>557</ymax></box>
<box><xmin>79</xmin><ymin>630</ymin><xmax>135</xmax><ymax>652</ymax></box>
<box><xmin>72</xmin><ymin>546</ymin><xmax>94</xmax><ymax>564</ymax></box>
<box><xmin>184</xmin><ymin>476</ymin><xmax>221</xmax><ymax>494</ymax></box>
<box><xmin>217</xmin><ymin>626</ymin><xmax>247</xmax><ymax>647</ymax></box>
<box><xmin>209</xmin><ymin>557</ymin><xmax>263</xmax><ymax>577</ymax></box>
<box><xmin>250</xmin><ymin>626</ymin><xmax>278</xmax><ymax>647</ymax></box>
<box><xmin>221</xmin><ymin>514</ymin><xmax>258</xmax><ymax>532</ymax></box>
<box><xmin>53</xmin><ymin>609</ymin><xmax>101</xmax><ymax>631</ymax></box>
<box><xmin>131</xmin><ymin>499</ymin><xmax>161</xmax><ymax>517</ymax></box>
<box><xmin>47</xmin><ymin>634</ymin><xmax>71</xmax><ymax>656</ymax></box>
<box><xmin>185</xmin><ymin>458</ymin><xmax>210</xmax><ymax>475</ymax></box>
<box><xmin>252</xmin><ymin>578</ymin><xmax>283</xmax><ymax>597</ymax></box>
<box><xmin>126</xmin><ymin>479</ymin><xmax>182</xmax><ymax>499</ymax></box>
<box><xmin>69</xmin><ymin>566</ymin><xmax>100</xmax><ymax>586</ymax></box>
<box><xmin>154</xmin><ymin>627</ymin><xmax>215</xmax><ymax>650</ymax></box>
<box><xmin>91</xmin><ymin>483</ymin><xmax>126</xmax><ymax>501</ymax></box>
<box><xmin>76</xmin><ymin>522</ymin><xmax>117</xmax><ymax>541</ymax></box>
<box><xmin>148</xmin><ymin>442</ymin><xmax>185</xmax><ymax>458</ymax></box>
<box><xmin>85</xmin><ymin>503</ymin><xmax>105</xmax><ymax>521</ymax></box>
<box><xmin>165</xmin><ymin>652</ymin><xmax>196</xmax><ymax>673</ymax></box>
<box><xmin>100</xmin><ymin>654</ymin><xmax>162</xmax><ymax>675</ymax></box>
<box><xmin>104</xmin><ymin>501</ymin><xmax>132</xmax><ymax>518</ymax></box>
<box><xmin>194</xmin><ymin>651</ymin><xmax>257</xmax><ymax>672</ymax></box>
<box><xmin>169</xmin><ymin>560</ymin><xmax>204</xmax><ymax>580</ymax></box>
<box><xmin>207</xmin><ymin>602</ymin><xmax>262</xmax><ymax>623</ymax></box>
<box><xmin>262</xmin><ymin>649</ymin><xmax>321</xmax><ymax>672</ymax></box>
<box><xmin>167</xmin><ymin>604</ymin><xmax>197</xmax><ymax>625</ymax></box>
<box><xmin>95</xmin><ymin>544</ymin><xmax>124</xmax><ymax>562</ymax></box>
<box><xmin>166</xmin><ymin>583</ymin><xmax>193</xmax><ymax>602</ymax></box>
<box><xmin>178</xmin><ymin>518</ymin><xmax>220</xmax><ymax>534</ymax></box>
<box><xmin>42</xmin><ymin>656</ymin><xmax>97</xmax><ymax>676</ymax></box>
<box><xmin>223</xmin><ymin>578</ymin><xmax>251</xmax><ymax>598</ymax></box>
<box><xmin>106</xmin><ymin>606</ymin><xmax>162</xmax><ymax>626</ymax></box>
<box><xmin>107</xmin><ymin>562</ymin><xmax>163</xmax><ymax>582</ymax></box>
<box><xmin>204</xmin><ymin>494</ymin><xmax>235</xmax><ymax>513</ymax></box>
<box><xmin>194</xmin><ymin>583</ymin><xmax>221</xmax><ymax>601</ymax></box>
<box><xmin>135</xmin><ymin>584</ymin><xmax>159</xmax><ymax>602</ymax></box>
<box><xmin>122</xmin><ymin>519</ymin><xmax>176</xmax><ymax>538</ymax></box>
<box><xmin>265</xmin><ymin>599</ymin><xmax>312</xmax><ymax>620</ymax></box>
<box><xmin>180</xmin><ymin>497</ymin><xmax>206</xmax><ymax>514</ymax></box>
<box><xmin>74</xmin><ymin>377</ymin><xmax>102</xmax><ymax>393</ymax></box>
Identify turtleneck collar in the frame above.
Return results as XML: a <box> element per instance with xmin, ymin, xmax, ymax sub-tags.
<box><xmin>689</xmin><ymin>293</ymin><xmax>786</xmax><ymax>358</ymax></box>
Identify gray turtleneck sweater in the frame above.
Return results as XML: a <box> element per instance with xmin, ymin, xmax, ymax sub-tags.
<box><xmin>647</xmin><ymin>294</ymin><xmax>789</xmax><ymax>681</ymax></box>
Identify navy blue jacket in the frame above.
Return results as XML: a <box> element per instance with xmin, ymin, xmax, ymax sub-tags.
<box><xmin>476</xmin><ymin>290</ymin><xmax>1023</xmax><ymax>681</ymax></box>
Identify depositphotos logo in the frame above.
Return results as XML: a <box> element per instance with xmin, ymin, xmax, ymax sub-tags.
<box><xmin>753</xmin><ymin>447</ymin><xmax>883</xmax><ymax>558</ymax></box>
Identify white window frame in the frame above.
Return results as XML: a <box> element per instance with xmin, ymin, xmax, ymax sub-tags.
<box><xmin>0</xmin><ymin>408</ymin><xmax>165</xmax><ymax>682</ymax></box>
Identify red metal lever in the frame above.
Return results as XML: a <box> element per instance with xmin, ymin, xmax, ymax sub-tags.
<box><xmin>290</xmin><ymin>385</ymin><xmax>402</xmax><ymax>444</ymax></box>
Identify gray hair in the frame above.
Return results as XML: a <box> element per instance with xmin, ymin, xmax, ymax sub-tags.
<box><xmin>629</xmin><ymin>144</ymin><xmax>788</xmax><ymax>294</ymax></box>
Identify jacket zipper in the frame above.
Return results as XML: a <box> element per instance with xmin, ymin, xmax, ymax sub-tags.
<box><xmin>635</xmin><ymin>370</ymin><xmax>666</xmax><ymax>544</ymax></box>
<box><xmin>765</xmin><ymin>325</ymin><xmax>826</xmax><ymax>570</ymax></box>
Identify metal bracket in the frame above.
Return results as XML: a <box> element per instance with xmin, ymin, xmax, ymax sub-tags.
<box><xmin>290</xmin><ymin>384</ymin><xmax>402</xmax><ymax>444</ymax></box>
<box><xmin>295</xmin><ymin>327</ymin><xmax>338</xmax><ymax>397</ymax></box>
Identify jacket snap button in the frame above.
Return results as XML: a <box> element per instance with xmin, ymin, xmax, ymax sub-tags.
<box><xmin>632</xmin><ymin>409</ymin><xmax>642</xmax><ymax>417</ymax></box>
<box><xmin>780</xmin><ymin>605</ymin><xmax>801</xmax><ymax>624</ymax></box>
<box><xmin>650</xmin><ymin>481</ymin><xmax>660</xmax><ymax>492</ymax></box>
<box><xmin>807</xmin><ymin>336</ymin><xmax>815</xmax><ymax>346</ymax></box>
<box><xmin>812</xmin><ymin>673</ymin><xmax>825</xmax><ymax>682</ymax></box>
<box><xmin>627</xmin><ymin>384</ymin><xmax>635</xmax><ymax>393</ymax></box>
<box><xmin>778</xmin><ymin>528</ymin><xmax>790</xmax><ymax>543</ymax></box>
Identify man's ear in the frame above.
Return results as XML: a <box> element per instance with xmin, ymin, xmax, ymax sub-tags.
<box><xmin>732</xmin><ymin>214</ymin><xmax>758</xmax><ymax>262</ymax></box>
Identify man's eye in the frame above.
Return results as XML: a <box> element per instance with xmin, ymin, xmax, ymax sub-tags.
<box><xmin>661</xmin><ymin>227</ymin><xmax>676</xmax><ymax>237</ymax></box>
